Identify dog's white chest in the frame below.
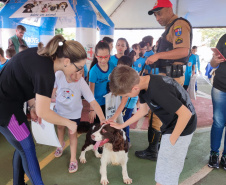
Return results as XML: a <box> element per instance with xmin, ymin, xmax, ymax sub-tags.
<box><xmin>103</xmin><ymin>144</ymin><xmax>127</xmax><ymax>166</ymax></box>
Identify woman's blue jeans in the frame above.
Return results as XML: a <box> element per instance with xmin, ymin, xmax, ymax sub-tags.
<box><xmin>210</xmin><ymin>87</ymin><xmax>226</xmax><ymax>154</ymax></box>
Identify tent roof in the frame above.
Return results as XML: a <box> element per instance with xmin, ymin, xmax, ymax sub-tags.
<box><xmin>96</xmin><ymin>0</ymin><xmax>226</xmax><ymax>29</ymax></box>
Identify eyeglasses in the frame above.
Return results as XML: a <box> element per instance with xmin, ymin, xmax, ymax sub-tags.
<box><xmin>96</xmin><ymin>55</ymin><xmax>110</xmax><ymax>59</ymax></box>
<box><xmin>72</xmin><ymin>63</ymin><xmax>84</xmax><ymax>72</ymax></box>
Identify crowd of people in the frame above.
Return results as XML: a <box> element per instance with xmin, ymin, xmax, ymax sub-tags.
<box><xmin>0</xmin><ymin>0</ymin><xmax>226</xmax><ymax>185</ymax></box>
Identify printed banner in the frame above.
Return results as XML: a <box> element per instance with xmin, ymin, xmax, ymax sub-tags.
<box><xmin>55</xmin><ymin>16</ymin><xmax>76</xmax><ymax>28</ymax></box>
<box><xmin>10</xmin><ymin>0</ymin><xmax>75</xmax><ymax>18</ymax></box>
<box><xmin>24</xmin><ymin>34</ymin><xmax>39</xmax><ymax>47</ymax></box>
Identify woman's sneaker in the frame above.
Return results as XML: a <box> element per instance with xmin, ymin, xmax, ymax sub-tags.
<box><xmin>208</xmin><ymin>152</ymin><xmax>219</xmax><ymax>169</ymax></box>
<box><xmin>69</xmin><ymin>161</ymin><xmax>78</xmax><ymax>173</ymax></box>
<box><xmin>220</xmin><ymin>155</ymin><xmax>226</xmax><ymax>170</ymax></box>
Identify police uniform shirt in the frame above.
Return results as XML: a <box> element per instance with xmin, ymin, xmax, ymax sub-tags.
<box><xmin>214</xmin><ymin>34</ymin><xmax>226</xmax><ymax>92</ymax></box>
<box><xmin>166</xmin><ymin>15</ymin><xmax>191</xmax><ymax>51</ymax></box>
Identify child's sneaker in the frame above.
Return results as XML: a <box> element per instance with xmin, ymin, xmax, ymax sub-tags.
<box><xmin>208</xmin><ymin>152</ymin><xmax>219</xmax><ymax>169</ymax></box>
<box><xmin>54</xmin><ymin>142</ymin><xmax>65</xmax><ymax>158</ymax></box>
<box><xmin>220</xmin><ymin>155</ymin><xmax>226</xmax><ymax>170</ymax></box>
<box><xmin>69</xmin><ymin>161</ymin><xmax>78</xmax><ymax>173</ymax></box>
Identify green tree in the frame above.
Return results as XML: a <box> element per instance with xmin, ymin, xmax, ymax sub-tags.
<box><xmin>55</xmin><ymin>28</ymin><xmax>63</xmax><ymax>35</ymax></box>
<box><xmin>199</xmin><ymin>28</ymin><xmax>226</xmax><ymax>47</ymax></box>
<box><xmin>0</xmin><ymin>2</ymin><xmax>5</xmax><ymax>10</ymax></box>
<box><xmin>55</xmin><ymin>28</ymin><xmax>75</xmax><ymax>40</ymax></box>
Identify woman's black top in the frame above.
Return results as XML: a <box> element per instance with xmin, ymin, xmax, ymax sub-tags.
<box><xmin>214</xmin><ymin>34</ymin><xmax>226</xmax><ymax>92</ymax></box>
<box><xmin>0</xmin><ymin>47</ymin><xmax>55</xmax><ymax>126</ymax></box>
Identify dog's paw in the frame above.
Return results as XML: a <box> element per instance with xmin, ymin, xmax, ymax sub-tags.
<box><xmin>79</xmin><ymin>157</ymin><xmax>87</xmax><ymax>164</ymax></box>
<box><xmin>123</xmin><ymin>178</ymin><xmax>132</xmax><ymax>184</ymax></box>
<box><xmin>100</xmin><ymin>179</ymin><xmax>109</xmax><ymax>185</ymax></box>
<box><xmin>96</xmin><ymin>153</ymin><xmax>102</xmax><ymax>158</ymax></box>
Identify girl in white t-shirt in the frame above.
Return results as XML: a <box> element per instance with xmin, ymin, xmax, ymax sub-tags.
<box><xmin>52</xmin><ymin>70</ymin><xmax>105</xmax><ymax>173</ymax></box>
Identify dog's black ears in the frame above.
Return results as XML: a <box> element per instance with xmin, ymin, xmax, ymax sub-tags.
<box><xmin>65</xmin><ymin>3</ymin><xmax>68</xmax><ymax>8</ymax></box>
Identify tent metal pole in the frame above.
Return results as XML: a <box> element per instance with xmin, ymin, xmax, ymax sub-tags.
<box><xmin>176</xmin><ymin>0</ymin><xmax>179</xmax><ymax>15</ymax></box>
<box><xmin>109</xmin><ymin>0</ymin><xmax>126</xmax><ymax>18</ymax></box>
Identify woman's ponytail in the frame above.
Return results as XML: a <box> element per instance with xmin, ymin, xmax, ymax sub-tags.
<box><xmin>37</xmin><ymin>35</ymin><xmax>87</xmax><ymax>63</ymax></box>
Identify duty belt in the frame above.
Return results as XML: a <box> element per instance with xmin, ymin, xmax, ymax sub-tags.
<box><xmin>159</xmin><ymin>64</ymin><xmax>185</xmax><ymax>78</ymax></box>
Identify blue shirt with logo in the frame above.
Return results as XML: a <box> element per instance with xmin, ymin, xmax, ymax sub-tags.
<box><xmin>143</xmin><ymin>50</ymin><xmax>155</xmax><ymax>74</ymax></box>
<box><xmin>184</xmin><ymin>54</ymin><xmax>197</xmax><ymax>86</ymax></box>
<box><xmin>110</xmin><ymin>55</ymin><xmax>119</xmax><ymax>67</ymax></box>
<box><xmin>134</xmin><ymin>57</ymin><xmax>146</xmax><ymax>73</ymax></box>
<box><xmin>144</xmin><ymin>50</ymin><xmax>154</xmax><ymax>58</ymax></box>
<box><xmin>89</xmin><ymin>61</ymin><xmax>115</xmax><ymax>105</ymax></box>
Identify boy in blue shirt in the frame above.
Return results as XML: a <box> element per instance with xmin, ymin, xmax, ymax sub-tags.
<box><xmin>192</xmin><ymin>46</ymin><xmax>201</xmax><ymax>92</ymax></box>
<box><xmin>0</xmin><ymin>48</ymin><xmax>9</xmax><ymax>70</ymax></box>
<box><xmin>184</xmin><ymin>46</ymin><xmax>199</xmax><ymax>90</ymax></box>
<box><xmin>184</xmin><ymin>53</ymin><xmax>196</xmax><ymax>90</ymax></box>
<box><xmin>142</xmin><ymin>36</ymin><xmax>155</xmax><ymax>74</ymax></box>
<box><xmin>142</xmin><ymin>36</ymin><xmax>155</xmax><ymax>58</ymax></box>
<box><xmin>6</xmin><ymin>48</ymin><xmax>16</xmax><ymax>59</ymax></box>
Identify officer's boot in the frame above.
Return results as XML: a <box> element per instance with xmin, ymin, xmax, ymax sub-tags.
<box><xmin>135</xmin><ymin>127</ymin><xmax>161</xmax><ymax>161</ymax></box>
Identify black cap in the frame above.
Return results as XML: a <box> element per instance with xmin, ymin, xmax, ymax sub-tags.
<box><xmin>148</xmin><ymin>7</ymin><xmax>163</xmax><ymax>15</ymax></box>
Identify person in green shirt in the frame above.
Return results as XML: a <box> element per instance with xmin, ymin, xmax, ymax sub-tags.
<box><xmin>8</xmin><ymin>25</ymin><xmax>28</xmax><ymax>53</ymax></box>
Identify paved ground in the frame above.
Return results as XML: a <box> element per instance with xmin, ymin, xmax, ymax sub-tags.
<box><xmin>0</xmin><ymin>128</ymin><xmax>219</xmax><ymax>185</ymax></box>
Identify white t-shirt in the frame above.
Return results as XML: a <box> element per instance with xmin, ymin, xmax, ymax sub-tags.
<box><xmin>54</xmin><ymin>71</ymin><xmax>95</xmax><ymax>119</ymax></box>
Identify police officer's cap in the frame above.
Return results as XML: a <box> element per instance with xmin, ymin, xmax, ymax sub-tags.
<box><xmin>148</xmin><ymin>0</ymin><xmax>173</xmax><ymax>15</ymax></box>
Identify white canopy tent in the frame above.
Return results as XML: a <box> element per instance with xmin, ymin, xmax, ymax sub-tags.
<box><xmin>96</xmin><ymin>0</ymin><xmax>226</xmax><ymax>29</ymax></box>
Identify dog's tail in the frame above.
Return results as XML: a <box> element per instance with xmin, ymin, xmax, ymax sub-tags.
<box><xmin>77</xmin><ymin>121</ymin><xmax>92</xmax><ymax>134</ymax></box>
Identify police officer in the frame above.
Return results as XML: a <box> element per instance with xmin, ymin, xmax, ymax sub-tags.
<box><xmin>135</xmin><ymin>0</ymin><xmax>192</xmax><ymax>161</ymax></box>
